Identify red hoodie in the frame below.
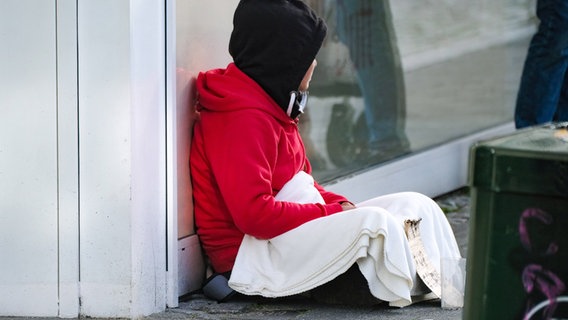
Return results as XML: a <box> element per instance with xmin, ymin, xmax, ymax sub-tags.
<box><xmin>190</xmin><ymin>63</ymin><xmax>349</xmax><ymax>273</ymax></box>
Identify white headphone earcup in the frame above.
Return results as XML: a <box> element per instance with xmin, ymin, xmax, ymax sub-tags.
<box><xmin>286</xmin><ymin>91</ymin><xmax>297</xmax><ymax>117</ymax></box>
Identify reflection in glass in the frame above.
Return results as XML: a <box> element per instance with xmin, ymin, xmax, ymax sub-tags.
<box><xmin>303</xmin><ymin>0</ymin><xmax>408</xmax><ymax>180</ymax></box>
<box><xmin>301</xmin><ymin>0</ymin><xmax>534</xmax><ymax>183</ymax></box>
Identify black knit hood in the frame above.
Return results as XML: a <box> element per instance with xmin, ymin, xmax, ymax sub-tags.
<box><xmin>229</xmin><ymin>0</ymin><xmax>327</xmax><ymax>119</ymax></box>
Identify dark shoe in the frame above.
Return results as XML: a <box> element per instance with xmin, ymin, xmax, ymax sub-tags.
<box><xmin>326</xmin><ymin>102</ymin><xmax>357</xmax><ymax>167</ymax></box>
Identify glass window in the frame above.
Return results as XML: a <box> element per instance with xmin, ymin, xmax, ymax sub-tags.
<box><xmin>302</xmin><ymin>0</ymin><xmax>536</xmax><ymax>183</ymax></box>
<box><xmin>175</xmin><ymin>0</ymin><xmax>536</xmax><ymax>184</ymax></box>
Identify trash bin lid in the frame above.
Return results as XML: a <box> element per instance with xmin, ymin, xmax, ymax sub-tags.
<box><xmin>469</xmin><ymin>122</ymin><xmax>568</xmax><ymax>197</ymax></box>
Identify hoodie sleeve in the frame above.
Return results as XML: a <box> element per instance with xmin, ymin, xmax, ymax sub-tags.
<box><xmin>207</xmin><ymin>112</ymin><xmax>343</xmax><ymax>240</ymax></box>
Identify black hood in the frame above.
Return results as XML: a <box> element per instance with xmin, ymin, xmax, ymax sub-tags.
<box><xmin>229</xmin><ymin>0</ymin><xmax>327</xmax><ymax>118</ymax></box>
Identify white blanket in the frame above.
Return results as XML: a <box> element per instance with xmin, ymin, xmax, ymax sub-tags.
<box><xmin>228</xmin><ymin>171</ymin><xmax>460</xmax><ymax>307</ymax></box>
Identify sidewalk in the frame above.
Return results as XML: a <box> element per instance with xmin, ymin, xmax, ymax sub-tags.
<box><xmin>145</xmin><ymin>188</ymin><xmax>470</xmax><ymax>320</ymax></box>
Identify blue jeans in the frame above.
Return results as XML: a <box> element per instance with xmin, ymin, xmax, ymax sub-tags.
<box><xmin>515</xmin><ymin>0</ymin><xmax>568</xmax><ymax>128</ymax></box>
<box><xmin>336</xmin><ymin>0</ymin><xmax>408</xmax><ymax>149</ymax></box>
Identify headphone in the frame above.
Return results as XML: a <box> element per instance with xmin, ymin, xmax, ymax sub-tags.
<box><xmin>286</xmin><ymin>90</ymin><xmax>309</xmax><ymax>118</ymax></box>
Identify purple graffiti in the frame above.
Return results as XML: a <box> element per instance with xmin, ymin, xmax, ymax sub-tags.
<box><xmin>519</xmin><ymin>208</ymin><xmax>558</xmax><ymax>255</ymax></box>
<box><xmin>519</xmin><ymin>208</ymin><xmax>565</xmax><ymax>320</ymax></box>
<box><xmin>522</xmin><ymin>264</ymin><xmax>566</xmax><ymax>320</ymax></box>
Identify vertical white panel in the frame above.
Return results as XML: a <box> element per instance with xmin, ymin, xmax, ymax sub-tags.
<box><xmin>0</xmin><ymin>0</ymin><xmax>59</xmax><ymax>316</ymax></box>
<box><xmin>77</xmin><ymin>0</ymin><xmax>132</xmax><ymax>317</ymax></box>
<box><xmin>165</xmin><ymin>0</ymin><xmax>179</xmax><ymax>307</ymax></box>
<box><xmin>129</xmin><ymin>0</ymin><xmax>168</xmax><ymax>316</ymax></box>
<box><xmin>56</xmin><ymin>0</ymin><xmax>80</xmax><ymax>317</ymax></box>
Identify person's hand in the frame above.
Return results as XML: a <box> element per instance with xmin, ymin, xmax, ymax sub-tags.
<box><xmin>340</xmin><ymin>201</ymin><xmax>356</xmax><ymax>211</ymax></box>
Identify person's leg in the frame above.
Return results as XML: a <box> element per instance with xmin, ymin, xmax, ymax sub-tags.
<box><xmin>515</xmin><ymin>0</ymin><xmax>568</xmax><ymax>128</ymax></box>
<box><xmin>336</xmin><ymin>0</ymin><xmax>409</xmax><ymax>158</ymax></box>
<box><xmin>554</xmin><ymin>63</ymin><xmax>568</xmax><ymax>122</ymax></box>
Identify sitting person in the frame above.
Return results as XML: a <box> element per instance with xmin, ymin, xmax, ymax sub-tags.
<box><xmin>190</xmin><ymin>0</ymin><xmax>460</xmax><ymax>306</ymax></box>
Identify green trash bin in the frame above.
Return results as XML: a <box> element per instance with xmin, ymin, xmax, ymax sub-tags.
<box><xmin>464</xmin><ymin>123</ymin><xmax>568</xmax><ymax>320</ymax></box>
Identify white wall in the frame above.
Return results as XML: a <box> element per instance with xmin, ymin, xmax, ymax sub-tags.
<box><xmin>78</xmin><ymin>0</ymin><xmax>167</xmax><ymax>317</ymax></box>
<box><xmin>130</xmin><ymin>0</ymin><xmax>168</xmax><ymax>316</ymax></box>
<box><xmin>0</xmin><ymin>1</ymin><xmax>59</xmax><ymax>316</ymax></box>
<box><xmin>1</xmin><ymin>0</ymin><xmax>168</xmax><ymax>317</ymax></box>
<box><xmin>78</xmin><ymin>1</ymin><xmax>133</xmax><ymax>315</ymax></box>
